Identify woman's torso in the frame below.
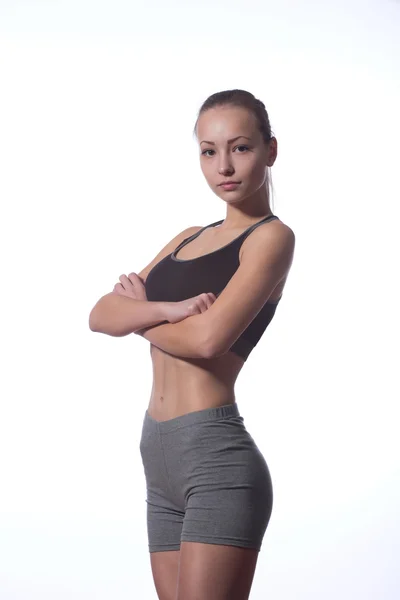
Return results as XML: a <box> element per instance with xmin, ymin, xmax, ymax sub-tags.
<box><xmin>146</xmin><ymin>218</ymin><xmax>287</xmax><ymax>422</ymax></box>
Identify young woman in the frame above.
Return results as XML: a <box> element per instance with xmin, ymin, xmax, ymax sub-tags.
<box><xmin>89</xmin><ymin>89</ymin><xmax>295</xmax><ymax>600</ymax></box>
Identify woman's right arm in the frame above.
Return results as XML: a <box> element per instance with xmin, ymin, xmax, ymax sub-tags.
<box><xmin>89</xmin><ymin>293</ymin><xmax>169</xmax><ymax>337</ymax></box>
<box><xmin>88</xmin><ymin>225</ymin><xmax>202</xmax><ymax>337</ymax></box>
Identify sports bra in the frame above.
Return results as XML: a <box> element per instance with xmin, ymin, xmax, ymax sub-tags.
<box><xmin>145</xmin><ymin>214</ymin><xmax>282</xmax><ymax>361</ymax></box>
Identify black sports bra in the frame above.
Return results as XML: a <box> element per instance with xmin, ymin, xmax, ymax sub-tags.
<box><xmin>145</xmin><ymin>214</ymin><xmax>282</xmax><ymax>361</ymax></box>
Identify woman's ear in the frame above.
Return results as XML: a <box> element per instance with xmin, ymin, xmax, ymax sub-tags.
<box><xmin>266</xmin><ymin>137</ymin><xmax>278</xmax><ymax>167</ymax></box>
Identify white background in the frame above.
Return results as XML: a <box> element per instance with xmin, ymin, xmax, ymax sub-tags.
<box><xmin>1</xmin><ymin>0</ymin><xmax>399</xmax><ymax>598</ymax></box>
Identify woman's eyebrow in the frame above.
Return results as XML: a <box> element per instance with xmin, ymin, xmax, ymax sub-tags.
<box><xmin>200</xmin><ymin>136</ymin><xmax>252</xmax><ymax>145</ymax></box>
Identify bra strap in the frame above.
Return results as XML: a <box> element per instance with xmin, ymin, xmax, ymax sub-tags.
<box><xmin>240</xmin><ymin>214</ymin><xmax>279</xmax><ymax>243</ymax></box>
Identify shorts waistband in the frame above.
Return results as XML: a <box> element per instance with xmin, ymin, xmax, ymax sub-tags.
<box><xmin>145</xmin><ymin>402</ymin><xmax>240</xmax><ymax>434</ymax></box>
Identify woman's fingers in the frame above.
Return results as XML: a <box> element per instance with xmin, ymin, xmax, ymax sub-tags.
<box><xmin>114</xmin><ymin>272</ymin><xmax>147</xmax><ymax>300</ymax></box>
<box><xmin>128</xmin><ymin>272</ymin><xmax>147</xmax><ymax>300</ymax></box>
<box><xmin>128</xmin><ymin>272</ymin><xmax>143</xmax><ymax>285</ymax></box>
<box><xmin>113</xmin><ymin>282</ymin><xmax>125</xmax><ymax>294</ymax></box>
<box><xmin>119</xmin><ymin>274</ymin><xmax>134</xmax><ymax>289</ymax></box>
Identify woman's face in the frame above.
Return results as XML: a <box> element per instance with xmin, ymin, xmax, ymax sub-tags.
<box><xmin>196</xmin><ymin>105</ymin><xmax>277</xmax><ymax>202</ymax></box>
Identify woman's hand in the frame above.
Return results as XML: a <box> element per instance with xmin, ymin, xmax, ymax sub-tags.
<box><xmin>164</xmin><ymin>293</ymin><xmax>217</xmax><ymax>324</ymax></box>
<box><xmin>113</xmin><ymin>273</ymin><xmax>147</xmax><ymax>301</ymax></box>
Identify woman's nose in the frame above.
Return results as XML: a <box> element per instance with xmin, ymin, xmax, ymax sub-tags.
<box><xmin>218</xmin><ymin>163</ymin><xmax>234</xmax><ymax>175</ymax></box>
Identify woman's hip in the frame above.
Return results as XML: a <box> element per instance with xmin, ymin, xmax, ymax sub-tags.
<box><xmin>139</xmin><ymin>402</ymin><xmax>273</xmax><ymax>510</ymax></box>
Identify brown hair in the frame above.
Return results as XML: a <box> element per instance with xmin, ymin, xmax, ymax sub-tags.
<box><xmin>193</xmin><ymin>89</ymin><xmax>275</xmax><ymax>210</ymax></box>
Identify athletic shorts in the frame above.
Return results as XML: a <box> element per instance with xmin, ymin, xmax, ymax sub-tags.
<box><xmin>139</xmin><ymin>402</ymin><xmax>273</xmax><ymax>553</ymax></box>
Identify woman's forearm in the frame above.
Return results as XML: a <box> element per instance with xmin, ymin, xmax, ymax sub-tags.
<box><xmin>89</xmin><ymin>293</ymin><xmax>169</xmax><ymax>337</ymax></box>
<box><xmin>137</xmin><ymin>315</ymin><xmax>209</xmax><ymax>359</ymax></box>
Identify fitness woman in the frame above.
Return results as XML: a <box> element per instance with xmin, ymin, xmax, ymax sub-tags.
<box><xmin>89</xmin><ymin>89</ymin><xmax>295</xmax><ymax>600</ymax></box>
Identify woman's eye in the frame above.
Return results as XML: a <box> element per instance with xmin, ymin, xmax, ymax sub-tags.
<box><xmin>201</xmin><ymin>145</ymin><xmax>249</xmax><ymax>157</ymax></box>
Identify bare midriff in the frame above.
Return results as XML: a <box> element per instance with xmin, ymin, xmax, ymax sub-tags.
<box><xmin>147</xmin><ymin>346</ymin><xmax>245</xmax><ymax>422</ymax></box>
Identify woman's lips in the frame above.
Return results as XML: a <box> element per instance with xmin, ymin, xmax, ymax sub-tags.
<box><xmin>220</xmin><ymin>182</ymin><xmax>241</xmax><ymax>190</ymax></box>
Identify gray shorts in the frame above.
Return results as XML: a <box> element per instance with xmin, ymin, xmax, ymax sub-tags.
<box><xmin>139</xmin><ymin>402</ymin><xmax>273</xmax><ymax>553</ymax></box>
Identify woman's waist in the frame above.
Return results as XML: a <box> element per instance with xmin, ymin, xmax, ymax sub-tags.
<box><xmin>148</xmin><ymin>377</ymin><xmax>236</xmax><ymax>422</ymax></box>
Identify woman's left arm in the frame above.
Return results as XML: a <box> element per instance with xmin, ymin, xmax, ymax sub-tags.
<box><xmin>136</xmin><ymin>315</ymin><xmax>211</xmax><ymax>359</ymax></box>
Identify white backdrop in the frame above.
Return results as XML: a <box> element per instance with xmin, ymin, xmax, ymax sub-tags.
<box><xmin>1</xmin><ymin>0</ymin><xmax>399</xmax><ymax>598</ymax></box>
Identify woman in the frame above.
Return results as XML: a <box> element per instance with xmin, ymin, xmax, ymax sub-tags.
<box><xmin>89</xmin><ymin>89</ymin><xmax>295</xmax><ymax>600</ymax></box>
